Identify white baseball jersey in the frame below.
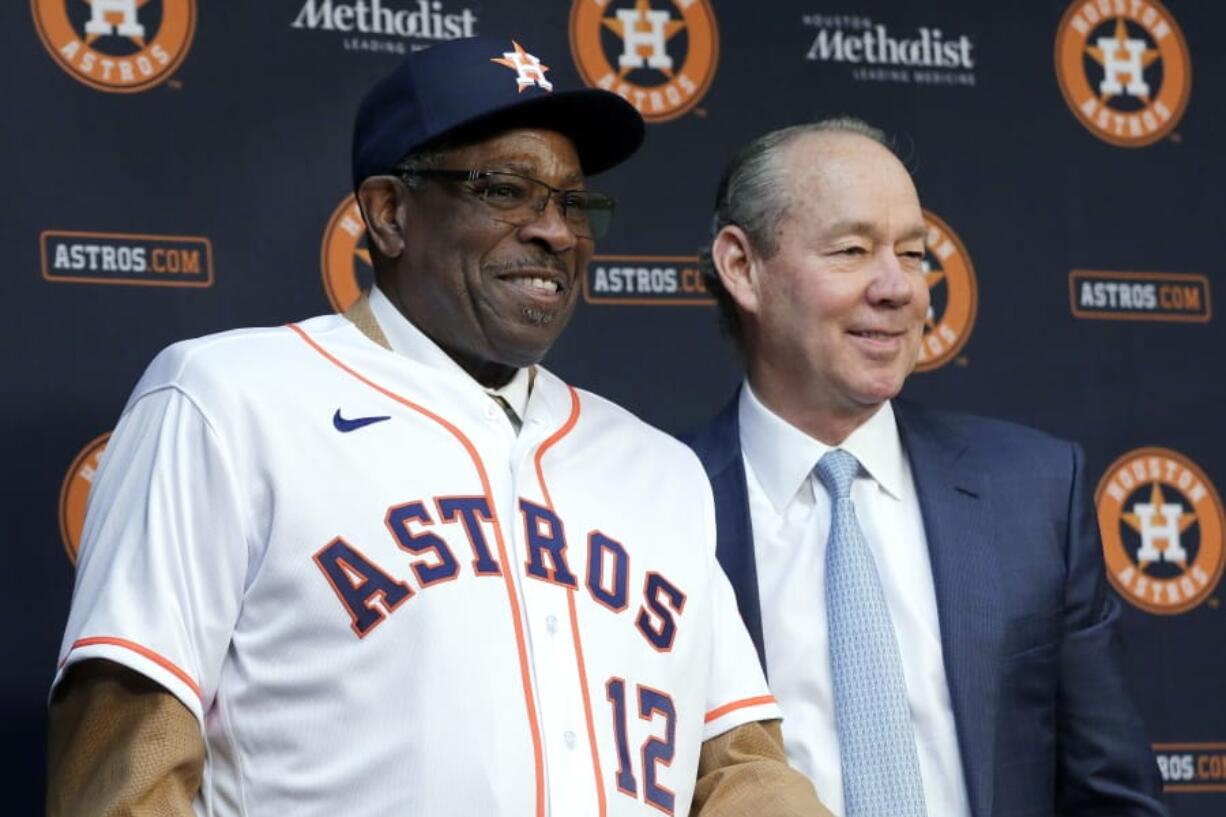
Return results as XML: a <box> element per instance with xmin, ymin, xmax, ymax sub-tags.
<box><xmin>53</xmin><ymin>311</ymin><xmax>779</xmax><ymax>817</ymax></box>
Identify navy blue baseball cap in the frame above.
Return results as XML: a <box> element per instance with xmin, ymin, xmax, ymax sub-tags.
<box><xmin>352</xmin><ymin>36</ymin><xmax>645</xmax><ymax>188</ymax></box>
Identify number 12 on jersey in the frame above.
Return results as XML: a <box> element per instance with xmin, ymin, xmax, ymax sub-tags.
<box><xmin>606</xmin><ymin>677</ymin><xmax>676</xmax><ymax>814</ymax></box>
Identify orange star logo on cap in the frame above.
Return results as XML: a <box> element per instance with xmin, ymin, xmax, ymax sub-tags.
<box><xmin>491</xmin><ymin>40</ymin><xmax>553</xmax><ymax>93</ymax></box>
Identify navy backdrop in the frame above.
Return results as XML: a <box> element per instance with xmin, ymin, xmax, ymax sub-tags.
<box><xmin>6</xmin><ymin>1</ymin><xmax>1224</xmax><ymax>813</ymax></box>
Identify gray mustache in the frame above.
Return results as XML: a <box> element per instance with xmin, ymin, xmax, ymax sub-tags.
<box><xmin>484</xmin><ymin>256</ymin><xmax>568</xmax><ymax>276</ymax></box>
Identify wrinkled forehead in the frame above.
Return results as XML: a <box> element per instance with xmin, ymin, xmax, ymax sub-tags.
<box><xmin>436</xmin><ymin>127</ymin><xmax>585</xmax><ymax>184</ymax></box>
<box><xmin>784</xmin><ymin>131</ymin><xmax>912</xmax><ymax>189</ymax></box>
<box><xmin>783</xmin><ymin>133</ymin><xmax>921</xmax><ymax>216</ymax></box>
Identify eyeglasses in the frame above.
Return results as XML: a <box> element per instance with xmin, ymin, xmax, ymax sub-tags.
<box><xmin>399</xmin><ymin>169</ymin><xmax>615</xmax><ymax>239</ymax></box>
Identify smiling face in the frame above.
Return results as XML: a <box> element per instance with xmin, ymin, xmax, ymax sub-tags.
<box><xmin>378</xmin><ymin>128</ymin><xmax>591</xmax><ymax>386</ymax></box>
<box><xmin>738</xmin><ymin>132</ymin><xmax>929</xmax><ymax>442</ymax></box>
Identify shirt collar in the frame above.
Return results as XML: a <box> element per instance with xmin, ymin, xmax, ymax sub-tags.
<box><xmin>738</xmin><ymin>382</ymin><xmax>905</xmax><ymax>513</ymax></box>
<box><xmin>367</xmin><ymin>284</ymin><xmax>532</xmax><ymax>418</ymax></box>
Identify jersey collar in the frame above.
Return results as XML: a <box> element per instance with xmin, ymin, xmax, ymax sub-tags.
<box><xmin>367</xmin><ymin>284</ymin><xmax>532</xmax><ymax>419</ymax></box>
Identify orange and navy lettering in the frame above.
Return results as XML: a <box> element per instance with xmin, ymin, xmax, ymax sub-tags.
<box><xmin>521</xmin><ymin>499</ymin><xmax>579</xmax><ymax>588</ymax></box>
<box><xmin>638</xmin><ymin>685</ymin><xmax>678</xmax><ymax>816</ymax></box>
<box><xmin>385</xmin><ymin>500</ymin><xmax>461</xmax><ymax>587</ymax></box>
<box><xmin>587</xmin><ymin>531</ymin><xmax>630</xmax><ymax>612</ymax></box>
<box><xmin>437</xmin><ymin>495</ymin><xmax>501</xmax><ymax>575</ymax></box>
<box><xmin>312</xmin><ymin>537</ymin><xmax>413</xmax><ymax>638</ymax></box>
<box><xmin>288</xmin><ymin>324</ymin><xmax>547</xmax><ymax>817</ymax></box>
<box><xmin>606</xmin><ymin>676</ymin><xmax>638</xmax><ymax>796</ymax></box>
<box><xmin>606</xmin><ymin>678</ymin><xmax>679</xmax><ymax>815</ymax></box>
<box><xmin>312</xmin><ymin>493</ymin><xmax>687</xmax><ymax>655</ymax></box>
<box><xmin>636</xmin><ymin>573</ymin><xmax>687</xmax><ymax>652</ymax></box>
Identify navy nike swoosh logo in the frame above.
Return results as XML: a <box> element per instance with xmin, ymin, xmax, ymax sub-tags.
<box><xmin>333</xmin><ymin>409</ymin><xmax>391</xmax><ymax>433</ymax></box>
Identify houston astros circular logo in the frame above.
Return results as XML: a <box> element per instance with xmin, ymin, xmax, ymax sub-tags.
<box><xmin>915</xmin><ymin>210</ymin><xmax>977</xmax><ymax>372</ymax></box>
<box><xmin>1055</xmin><ymin>0</ymin><xmax>1191</xmax><ymax>147</ymax></box>
<box><xmin>1096</xmin><ymin>447</ymin><xmax>1224</xmax><ymax>614</ymax></box>
<box><xmin>59</xmin><ymin>433</ymin><xmax>110</xmax><ymax>564</ymax></box>
<box><xmin>569</xmin><ymin>0</ymin><xmax>719</xmax><ymax>123</ymax></box>
<box><xmin>321</xmin><ymin>194</ymin><xmax>373</xmax><ymax>313</ymax></box>
<box><xmin>32</xmin><ymin>0</ymin><xmax>195</xmax><ymax>93</ymax></box>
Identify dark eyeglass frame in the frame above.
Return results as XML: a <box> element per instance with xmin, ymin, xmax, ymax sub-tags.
<box><xmin>397</xmin><ymin>168</ymin><xmax>615</xmax><ymax>239</ymax></box>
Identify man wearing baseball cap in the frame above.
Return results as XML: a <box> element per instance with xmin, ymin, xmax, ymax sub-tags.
<box><xmin>48</xmin><ymin>37</ymin><xmax>828</xmax><ymax>817</ymax></box>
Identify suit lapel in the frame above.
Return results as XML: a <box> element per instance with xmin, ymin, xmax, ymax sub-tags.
<box><xmin>683</xmin><ymin>394</ymin><xmax>769</xmax><ymax>674</ymax></box>
<box><xmin>895</xmin><ymin>402</ymin><xmax>1001</xmax><ymax>817</ymax></box>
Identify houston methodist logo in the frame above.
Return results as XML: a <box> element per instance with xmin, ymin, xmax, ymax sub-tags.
<box><xmin>802</xmin><ymin>12</ymin><xmax>978</xmax><ymax>89</ymax></box>
<box><xmin>59</xmin><ymin>433</ymin><xmax>110</xmax><ymax>564</ymax></box>
<box><xmin>570</xmin><ymin>0</ymin><xmax>719</xmax><ymax>122</ymax></box>
<box><xmin>1096</xmin><ymin>447</ymin><xmax>1224</xmax><ymax>615</ymax></box>
<box><xmin>321</xmin><ymin>194</ymin><xmax>373</xmax><ymax>312</ymax></box>
<box><xmin>31</xmin><ymin>0</ymin><xmax>195</xmax><ymax>93</ymax></box>
<box><xmin>1055</xmin><ymin>0</ymin><xmax>1191</xmax><ymax>147</ymax></box>
<box><xmin>290</xmin><ymin>1</ymin><xmax>479</xmax><ymax>56</ymax></box>
<box><xmin>916</xmin><ymin>210</ymin><xmax>976</xmax><ymax>372</ymax></box>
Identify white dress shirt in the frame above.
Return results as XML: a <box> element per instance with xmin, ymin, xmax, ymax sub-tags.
<box><xmin>738</xmin><ymin>383</ymin><xmax>971</xmax><ymax>817</ymax></box>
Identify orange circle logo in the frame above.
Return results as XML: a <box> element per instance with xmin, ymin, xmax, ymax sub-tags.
<box><xmin>916</xmin><ymin>210</ymin><xmax>977</xmax><ymax>372</ymax></box>
<box><xmin>321</xmin><ymin>194</ymin><xmax>373</xmax><ymax>313</ymax></box>
<box><xmin>59</xmin><ymin>433</ymin><xmax>110</xmax><ymax>564</ymax></box>
<box><xmin>1096</xmin><ymin>447</ymin><xmax>1224</xmax><ymax>614</ymax></box>
<box><xmin>569</xmin><ymin>0</ymin><xmax>719</xmax><ymax>123</ymax></box>
<box><xmin>1054</xmin><ymin>0</ymin><xmax>1191</xmax><ymax>147</ymax></box>
<box><xmin>32</xmin><ymin>0</ymin><xmax>195</xmax><ymax>93</ymax></box>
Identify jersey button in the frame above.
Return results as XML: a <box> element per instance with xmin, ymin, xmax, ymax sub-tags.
<box><xmin>545</xmin><ymin>614</ymin><xmax>559</xmax><ymax>634</ymax></box>
<box><xmin>564</xmin><ymin>730</ymin><xmax>576</xmax><ymax>749</ymax></box>
<box><xmin>483</xmin><ymin>403</ymin><xmax>499</xmax><ymax>420</ymax></box>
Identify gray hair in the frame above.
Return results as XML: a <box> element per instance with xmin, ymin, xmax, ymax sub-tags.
<box><xmin>393</xmin><ymin>143</ymin><xmax>452</xmax><ymax>189</ymax></box>
<box><xmin>699</xmin><ymin>117</ymin><xmax>894</xmax><ymax>345</ymax></box>
<box><xmin>365</xmin><ymin>142</ymin><xmax>456</xmax><ymax>278</ymax></box>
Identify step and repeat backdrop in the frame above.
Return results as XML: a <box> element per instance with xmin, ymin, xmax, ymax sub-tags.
<box><xmin>6</xmin><ymin>0</ymin><xmax>1224</xmax><ymax>812</ymax></box>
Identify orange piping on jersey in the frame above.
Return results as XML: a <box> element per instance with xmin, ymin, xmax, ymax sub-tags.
<box><xmin>534</xmin><ymin>385</ymin><xmax>607</xmax><ymax>817</ymax></box>
<box><xmin>532</xmin><ymin>384</ymin><xmax>581</xmax><ymax>510</ymax></box>
<box><xmin>703</xmin><ymin>694</ymin><xmax>776</xmax><ymax>724</ymax></box>
<box><xmin>289</xmin><ymin>323</ymin><xmax>546</xmax><ymax>817</ymax></box>
<box><xmin>66</xmin><ymin>636</ymin><xmax>203</xmax><ymax>702</ymax></box>
<box><xmin>566</xmin><ymin>586</ymin><xmax>608</xmax><ymax>816</ymax></box>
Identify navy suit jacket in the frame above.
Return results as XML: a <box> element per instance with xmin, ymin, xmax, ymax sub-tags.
<box><xmin>682</xmin><ymin>393</ymin><xmax>1167</xmax><ymax>817</ymax></box>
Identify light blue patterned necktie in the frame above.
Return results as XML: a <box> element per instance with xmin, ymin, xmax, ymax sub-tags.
<box><xmin>816</xmin><ymin>448</ymin><xmax>928</xmax><ymax>817</ymax></box>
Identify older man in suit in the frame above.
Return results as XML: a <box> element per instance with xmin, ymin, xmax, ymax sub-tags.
<box><xmin>683</xmin><ymin>117</ymin><xmax>1168</xmax><ymax>817</ymax></box>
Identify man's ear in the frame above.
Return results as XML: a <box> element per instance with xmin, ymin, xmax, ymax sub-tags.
<box><xmin>357</xmin><ymin>176</ymin><xmax>406</xmax><ymax>259</ymax></box>
<box><xmin>711</xmin><ymin>224</ymin><xmax>762</xmax><ymax>316</ymax></box>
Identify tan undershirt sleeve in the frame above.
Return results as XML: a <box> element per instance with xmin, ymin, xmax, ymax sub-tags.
<box><xmin>691</xmin><ymin>719</ymin><xmax>833</xmax><ymax>817</ymax></box>
<box><xmin>47</xmin><ymin>659</ymin><xmax>203</xmax><ymax>817</ymax></box>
